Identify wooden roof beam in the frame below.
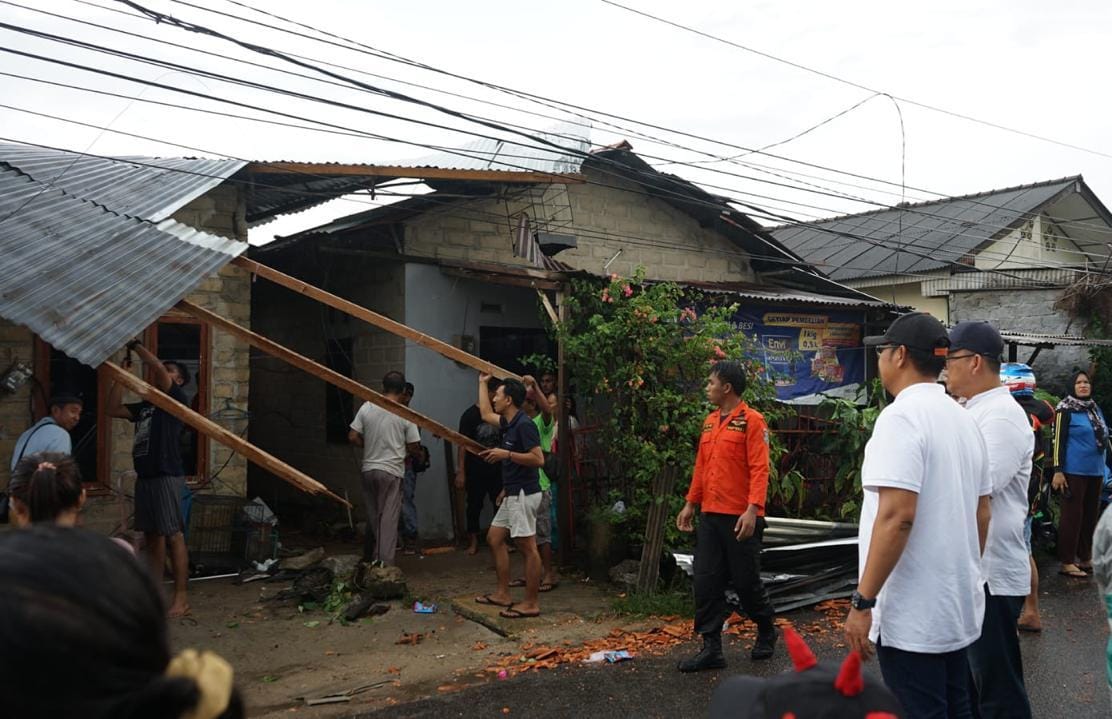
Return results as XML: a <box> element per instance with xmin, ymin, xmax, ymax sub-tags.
<box><xmin>101</xmin><ymin>361</ymin><xmax>349</xmax><ymax>506</ymax></box>
<box><xmin>177</xmin><ymin>300</ymin><xmax>486</xmax><ymax>455</ymax></box>
<box><xmin>232</xmin><ymin>257</ymin><xmax>521</xmax><ymax>381</ymax></box>
<box><xmin>245</xmin><ymin>162</ymin><xmax>584</xmax><ymax>185</ymax></box>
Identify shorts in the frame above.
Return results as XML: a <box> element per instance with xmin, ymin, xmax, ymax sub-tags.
<box><xmin>1024</xmin><ymin>516</ymin><xmax>1033</xmax><ymax>553</ymax></box>
<box><xmin>491</xmin><ymin>489</ymin><xmax>542</xmax><ymax>539</ymax></box>
<box><xmin>134</xmin><ymin>475</ymin><xmax>186</xmax><ymax>536</ymax></box>
<box><xmin>535</xmin><ymin>490</ymin><xmax>552</xmax><ymax>546</ymax></box>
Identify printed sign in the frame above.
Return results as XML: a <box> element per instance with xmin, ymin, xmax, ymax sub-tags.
<box><xmin>731</xmin><ymin>307</ymin><xmax>866</xmax><ymax>400</ymax></box>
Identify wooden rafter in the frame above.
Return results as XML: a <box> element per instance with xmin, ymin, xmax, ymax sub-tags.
<box><xmin>245</xmin><ymin>162</ymin><xmax>584</xmax><ymax>185</ymax></box>
<box><xmin>176</xmin><ymin>300</ymin><xmax>486</xmax><ymax>455</ymax></box>
<box><xmin>101</xmin><ymin>361</ymin><xmax>349</xmax><ymax>506</ymax></box>
<box><xmin>232</xmin><ymin>257</ymin><xmax>522</xmax><ymax>381</ymax></box>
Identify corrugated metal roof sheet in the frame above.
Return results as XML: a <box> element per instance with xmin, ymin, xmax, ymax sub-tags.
<box><xmin>771</xmin><ymin>178</ymin><xmax>1080</xmax><ymax>281</ymax></box>
<box><xmin>998</xmin><ymin>332</ymin><xmax>1112</xmax><ymax>348</ymax></box>
<box><xmin>0</xmin><ymin>144</ymin><xmax>244</xmax><ymax>221</ymax></box>
<box><xmin>0</xmin><ymin>165</ymin><xmax>244</xmax><ymax>366</ymax></box>
<box><xmin>682</xmin><ymin>281</ymin><xmax>896</xmax><ymax>309</ymax></box>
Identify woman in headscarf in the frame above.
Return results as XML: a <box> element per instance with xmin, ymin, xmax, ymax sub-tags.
<box><xmin>1052</xmin><ymin>370</ymin><xmax>1111</xmax><ymax>577</ymax></box>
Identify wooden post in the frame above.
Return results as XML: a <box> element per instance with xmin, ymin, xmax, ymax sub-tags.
<box><xmin>176</xmin><ymin>300</ymin><xmax>485</xmax><ymax>455</ymax></box>
<box><xmin>555</xmin><ymin>288</ymin><xmax>573</xmax><ymax>562</ymax></box>
<box><xmin>101</xmin><ymin>361</ymin><xmax>349</xmax><ymax>506</ymax></box>
<box><xmin>232</xmin><ymin>257</ymin><xmax>521</xmax><ymax>381</ymax></box>
<box><xmin>636</xmin><ymin>464</ymin><xmax>679</xmax><ymax>594</ymax></box>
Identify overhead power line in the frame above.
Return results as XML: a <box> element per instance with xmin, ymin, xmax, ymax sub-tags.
<box><xmin>599</xmin><ymin>0</ymin><xmax>1112</xmax><ymax>161</ymax></box>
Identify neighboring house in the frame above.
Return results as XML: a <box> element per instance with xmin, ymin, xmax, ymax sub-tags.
<box><xmin>249</xmin><ymin>140</ymin><xmax>895</xmax><ymax>540</ymax></box>
<box><xmin>772</xmin><ymin>176</ymin><xmax>1112</xmax><ymax>390</ymax></box>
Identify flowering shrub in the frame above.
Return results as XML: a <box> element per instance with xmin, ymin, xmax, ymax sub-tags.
<box><xmin>545</xmin><ymin>269</ymin><xmax>786</xmax><ymax>545</ymax></box>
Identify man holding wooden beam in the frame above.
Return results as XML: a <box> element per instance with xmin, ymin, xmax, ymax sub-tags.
<box><xmin>105</xmin><ymin>339</ymin><xmax>193</xmax><ymax>617</ymax></box>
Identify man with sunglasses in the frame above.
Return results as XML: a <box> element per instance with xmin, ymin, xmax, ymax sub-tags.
<box><xmin>946</xmin><ymin>321</ymin><xmax>1033</xmax><ymax>718</ymax></box>
<box><xmin>846</xmin><ymin>312</ymin><xmax>991</xmax><ymax>718</ymax></box>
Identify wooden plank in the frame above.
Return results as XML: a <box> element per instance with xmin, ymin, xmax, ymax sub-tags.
<box><xmin>443</xmin><ymin>268</ymin><xmax>563</xmax><ymax>291</ymax></box>
<box><xmin>245</xmin><ymin>162</ymin><xmax>584</xmax><ymax>185</ymax></box>
<box><xmin>536</xmin><ymin>290</ymin><xmax>559</xmax><ymax>326</ymax></box>
<box><xmin>555</xmin><ymin>289</ymin><xmax>573</xmax><ymax>562</ymax></box>
<box><xmin>636</xmin><ymin>464</ymin><xmax>678</xmax><ymax>593</ymax></box>
<box><xmin>101</xmin><ymin>361</ymin><xmax>349</xmax><ymax>506</ymax></box>
<box><xmin>176</xmin><ymin>300</ymin><xmax>486</xmax><ymax>455</ymax></box>
<box><xmin>232</xmin><ymin>257</ymin><xmax>521</xmax><ymax>381</ymax></box>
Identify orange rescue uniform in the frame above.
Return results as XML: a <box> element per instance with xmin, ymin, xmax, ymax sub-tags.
<box><xmin>685</xmin><ymin>401</ymin><xmax>770</xmax><ymax>516</ymax></box>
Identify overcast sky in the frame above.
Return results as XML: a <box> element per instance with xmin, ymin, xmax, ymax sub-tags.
<box><xmin>3</xmin><ymin>0</ymin><xmax>1111</xmax><ymax>245</ymax></box>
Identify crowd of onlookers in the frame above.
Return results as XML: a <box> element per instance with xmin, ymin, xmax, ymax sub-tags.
<box><xmin>2</xmin><ymin>316</ymin><xmax>1111</xmax><ymax>718</ymax></box>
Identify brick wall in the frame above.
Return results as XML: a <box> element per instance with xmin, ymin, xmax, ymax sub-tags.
<box><xmin>0</xmin><ymin>323</ymin><xmax>34</xmax><ymax>491</ymax></box>
<box><xmin>248</xmin><ymin>253</ymin><xmax>406</xmax><ymax>516</ymax></box>
<box><xmin>403</xmin><ymin>169</ymin><xmax>756</xmax><ymax>282</ymax></box>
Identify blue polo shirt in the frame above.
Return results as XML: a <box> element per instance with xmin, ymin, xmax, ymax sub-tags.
<box><xmin>500</xmin><ymin>410</ymin><xmax>541</xmax><ymax>495</ymax></box>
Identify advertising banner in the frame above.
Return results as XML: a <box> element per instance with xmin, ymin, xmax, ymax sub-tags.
<box><xmin>732</xmin><ymin>306</ymin><xmax>866</xmax><ymax>401</ymax></box>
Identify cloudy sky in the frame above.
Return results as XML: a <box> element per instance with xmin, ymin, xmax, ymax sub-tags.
<box><xmin>2</xmin><ymin>0</ymin><xmax>1110</xmax><ymax>245</ymax></box>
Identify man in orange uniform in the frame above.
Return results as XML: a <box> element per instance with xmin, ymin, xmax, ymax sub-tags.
<box><xmin>676</xmin><ymin>360</ymin><xmax>777</xmax><ymax>672</ymax></box>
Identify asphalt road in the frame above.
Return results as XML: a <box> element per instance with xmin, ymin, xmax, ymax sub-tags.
<box><xmin>360</xmin><ymin>557</ymin><xmax>1109</xmax><ymax>718</ymax></box>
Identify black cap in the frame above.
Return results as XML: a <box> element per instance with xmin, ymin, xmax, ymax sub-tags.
<box><xmin>863</xmin><ymin>312</ymin><xmax>949</xmax><ymax>357</ymax></box>
<box><xmin>948</xmin><ymin>321</ymin><xmax>1004</xmax><ymax>359</ymax></box>
<box><xmin>48</xmin><ymin>393</ymin><xmax>83</xmax><ymax>409</ymax></box>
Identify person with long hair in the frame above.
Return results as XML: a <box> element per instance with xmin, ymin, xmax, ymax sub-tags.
<box><xmin>1052</xmin><ymin>370</ymin><xmax>1111</xmax><ymax>578</ymax></box>
<box><xmin>0</xmin><ymin>525</ymin><xmax>244</xmax><ymax>719</ymax></box>
<box><xmin>7</xmin><ymin>451</ymin><xmax>84</xmax><ymax>527</ymax></box>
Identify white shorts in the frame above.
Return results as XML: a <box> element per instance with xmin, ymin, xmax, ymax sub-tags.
<box><xmin>491</xmin><ymin>489</ymin><xmax>542</xmax><ymax>538</ymax></box>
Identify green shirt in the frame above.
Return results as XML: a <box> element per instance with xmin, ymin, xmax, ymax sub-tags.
<box><xmin>533</xmin><ymin>413</ymin><xmax>555</xmax><ymax>491</ymax></box>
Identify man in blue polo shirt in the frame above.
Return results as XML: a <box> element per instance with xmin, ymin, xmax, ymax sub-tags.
<box><xmin>473</xmin><ymin>373</ymin><xmax>545</xmax><ymax>619</ymax></box>
<box><xmin>9</xmin><ymin>394</ymin><xmax>82</xmax><ymax>471</ymax></box>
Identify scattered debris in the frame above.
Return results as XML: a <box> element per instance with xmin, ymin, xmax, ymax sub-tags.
<box><xmin>342</xmin><ymin>595</ymin><xmax>391</xmax><ymax>623</ymax></box>
<box><xmin>280</xmin><ymin>547</ymin><xmax>326</xmax><ymax>571</ymax></box>
<box><xmin>355</xmin><ymin>563</ymin><xmax>407</xmax><ymax>600</ymax></box>
<box><xmin>608</xmin><ymin>559</ymin><xmax>641</xmax><ymax>591</ymax></box>
<box><xmin>395</xmin><ymin>632</ymin><xmax>424</xmax><ymax>645</ymax></box>
<box><xmin>267</xmin><ymin>566</ymin><xmax>333</xmax><ymax>604</ymax></box>
<box><xmin>421</xmin><ymin>546</ymin><xmax>455</xmax><ymax>556</ymax></box>
<box><xmin>413</xmin><ymin>601</ymin><xmax>438</xmax><ymax>614</ymax></box>
<box><xmin>301</xmin><ymin>680</ymin><xmax>393</xmax><ymax>706</ymax></box>
<box><xmin>321</xmin><ymin>554</ymin><xmax>362</xmax><ymax>584</ymax></box>
<box><xmin>304</xmin><ymin>620</ymin><xmax>321</xmax><ymax>628</ymax></box>
<box><xmin>472</xmin><ymin>642</ymin><xmax>488</xmax><ymax>651</ymax></box>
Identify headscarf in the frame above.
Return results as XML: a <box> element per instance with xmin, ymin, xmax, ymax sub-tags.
<box><xmin>1056</xmin><ymin>371</ymin><xmax>1108</xmax><ymax>448</ymax></box>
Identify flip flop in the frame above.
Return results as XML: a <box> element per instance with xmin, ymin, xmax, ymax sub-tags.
<box><xmin>499</xmin><ymin>607</ymin><xmax>541</xmax><ymax>619</ymax></box>
<box><xmin>475</xmin><ymin>594</ymin><xmax>514</xmax><ymax>608</ymax></box>
<box><xmin>1080</xmin><ymin>565</ymin><xmax>1094</xmax><ymax>575</ymax></box>
<box><xmin>1017</xmin><ymin>623</ymin><xmax>1042</xmax><ymax>633</ymax></box>
<box><xmin>1058</xmin><ymin>566</ymin><xmax>1088</xmax><ymax>578</ymax></box>
<box><xmin>508</xmin><ymin>578</ymin><xmax>526</xmax><ymax>588</ymax></box>
<box><xmin>539</xmin><ymin>581</ymin><xmax>559</xmax><ymax>593</ymax></box>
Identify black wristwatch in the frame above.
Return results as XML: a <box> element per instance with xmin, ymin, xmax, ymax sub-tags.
<box><xmin>850</xmin><ymin>591</ymin><xmax>876</xmax><ymax>611</ymax></box>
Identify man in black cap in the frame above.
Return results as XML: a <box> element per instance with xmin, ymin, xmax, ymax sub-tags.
<box><xmin>946</xmin><ymin>321</ymin><xmax>1033</xmax><ymax>718</ymax></box>
<box><xmin>846</xmin><ymin>312</ymin><xmax>991</xmax><ymax>717</ymax></box>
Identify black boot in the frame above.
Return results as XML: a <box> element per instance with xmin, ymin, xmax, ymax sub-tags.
<box><xmin>750</xmin><ymin>623</ymin><xmax>777</xmax><ymax>660</ymax></box>
<box><xmin>677</xmin><ymin>633</ymin><xmax>726</xmax><ymax>672</ymax></box>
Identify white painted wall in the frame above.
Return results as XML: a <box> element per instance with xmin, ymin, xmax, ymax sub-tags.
<box><xmin>975</xmin><ymin>215</ymin><xmax>1087</xmax><ymax>271</ymax></box>
<box><xmin>403</xmin><ymin>263</ymin><xmax>546</xmax><ymax>540</ymax></box>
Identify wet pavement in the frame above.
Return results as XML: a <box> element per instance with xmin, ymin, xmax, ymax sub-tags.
<box><xmin>357</xmin><ymin>555</ymin><xmax>1110</xmax><ymax>718</ymax></box>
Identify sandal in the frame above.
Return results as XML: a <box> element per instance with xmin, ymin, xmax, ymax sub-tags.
<box><xmin>1058</xmin><ymin>565</ymin><xmax>1088</xmax><ymax>578</ymax></box>
<box><xmin>499</xmin><ymin>607</ymin><xmax>541</xmax><ymax>619</ymax></box>
<box><xmin>507</xmin><ymin>578</ymin><xmax>526</xmax><ymax>588</ymax></box>
<box><xmin>539</xmin><ymin>581</ymin><xmax>559</xmax><ymax>593</ymax></box>
<box><xmin>475</xmin><ymin>594</ymin><xmax>514</xmax><ymax>608</ymax></box>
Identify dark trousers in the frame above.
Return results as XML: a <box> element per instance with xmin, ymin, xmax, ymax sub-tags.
<box><xmin>1057</xmin><ymin>474</ymin><xmax>1102</xmax><ymax>563</ymax></box>
<box><xmin>693</xmin><ymin>512</ymin><xmax>775</xmax><ymax>636</ymax></box>
<box><xmin>968</xmin><ymin>586</ymin><xmax>1030</xmax><ymax>719</ymax></box>
<box><xmin>466</xmin><ymin>472</ymin><xmax>502</xmax><ymax>534</ymax></box>
<box><xmin>877</xmin><ymin>639</ymin><xmax>973</xmax><ymax>719</ymax></box>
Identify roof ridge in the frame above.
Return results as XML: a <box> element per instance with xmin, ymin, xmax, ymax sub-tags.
<box><xmin>764</xmin><ymin>175</ymin><xmax>1082</xmax><ymax>229</ymax></box>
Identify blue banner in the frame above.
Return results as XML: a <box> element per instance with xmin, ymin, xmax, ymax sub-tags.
<box><xmin>731</xmin><ymin>306</ymin><xmax>866</xmax><ymax>401</ymax></box>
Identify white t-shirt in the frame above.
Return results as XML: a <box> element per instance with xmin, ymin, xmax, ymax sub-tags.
<box><xmin>964</xmin><ymin>385</ymin><xmax>1034</xmax><ymax>597</ymax></box>
<box><xmin>859</xmin><ymin>382</ymin><xmax>990</xmax><ymax>653</ymax></box>
<box><xmin>349</xmin><ymin>402</ymin><xmax>420</xmax><ymax>477</ymax></box>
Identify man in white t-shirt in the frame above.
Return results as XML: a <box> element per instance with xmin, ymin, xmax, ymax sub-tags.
<box><xmin>946</xmin><ymin>321</ymin><xmax>1033</xmax><ymax>718</ymax></box>
<box><xmin>348</xmin><ymin>371</ymin><xmax>420</xmax><ymax>566</ymax></box>
<box><xmin>846</xmin><ymin>312</ymin><xmax>991</xmax><ymax>718</ymax></box>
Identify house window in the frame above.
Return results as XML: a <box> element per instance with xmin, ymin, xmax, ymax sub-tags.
<box><xmin>146</xmin><ymin>317</ymin><xmax>210</xmax><ymax>485</ymax></box>
<box><xmin>325</xmin><ymin>337</ymin><xmax>354</xmax><ymax>444</ymax></box>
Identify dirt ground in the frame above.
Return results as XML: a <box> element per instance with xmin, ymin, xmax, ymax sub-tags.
<box><xmin>169</xmin><ymin>543</ymin><xmax>665</xmax><ymax>718</ymax></box>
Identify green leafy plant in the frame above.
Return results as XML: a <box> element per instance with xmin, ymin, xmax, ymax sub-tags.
<box><xmin>816</xmin><ymin>379</ymin><xmax>887</xmax><ymax>520</ymax></box>
<box><xmin>554</xmin><ymin>268</ymin><xmax>786</xmax><ymax>547</ymax></box>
